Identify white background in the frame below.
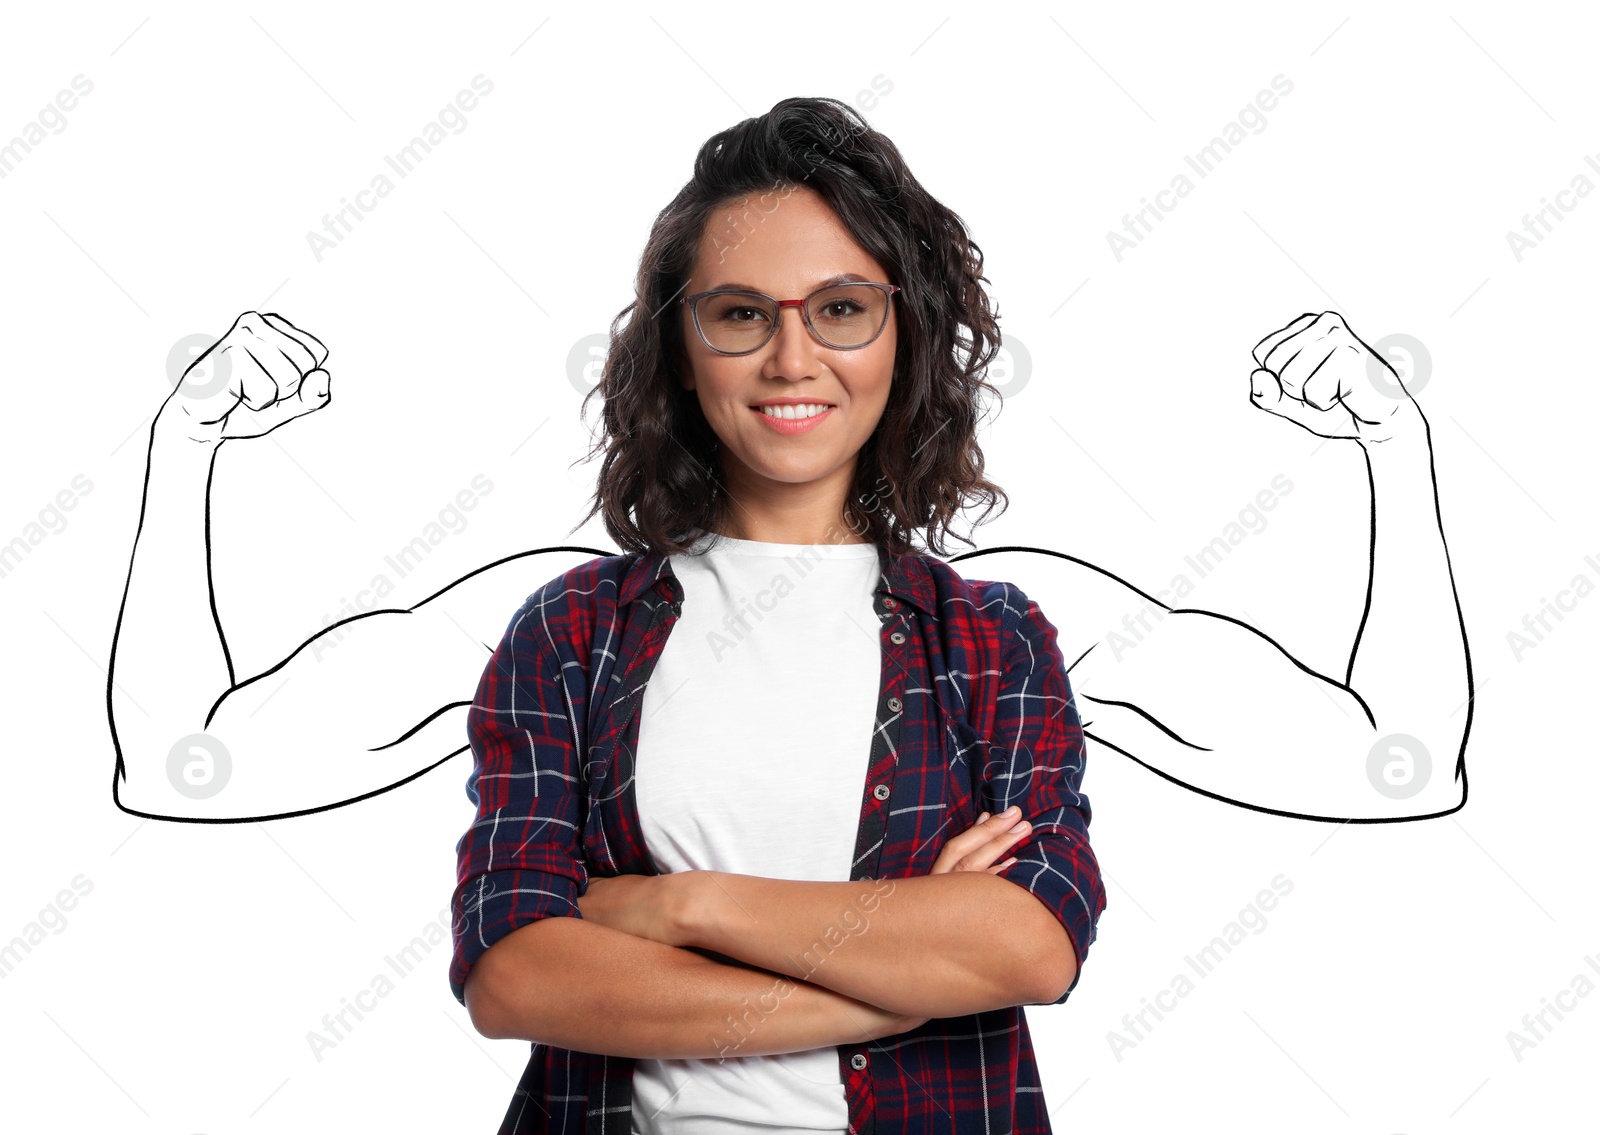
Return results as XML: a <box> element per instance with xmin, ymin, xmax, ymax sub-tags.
<box><xmin>1</xmin><ymin>1</ymin><xmax>1595</xmax><ymax>1131</ymax></box>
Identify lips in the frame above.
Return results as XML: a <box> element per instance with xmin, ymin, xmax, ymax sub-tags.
<box><xmin>750</xmin><ymin>403</ymin><xmax>834</xmax><ymax>434</ymax></box>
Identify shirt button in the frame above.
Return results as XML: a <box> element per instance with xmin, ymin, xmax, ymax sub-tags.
<box><xmin>873</xmin><ymin>783</ymin><xmax>891</xmax><ymax>801</ymax></box>
<box><xmin>886</xmin><ymin>696</ymin><xmax>902</xmax><ymax>713</ymax></box>
<box><xmin>883</xmin><ymin>598</ymin><xmax>898</xmax><ymax>610</ymax></box>
<box><xmin>850</xmin><ymin>1053</ymin><xmax>868</xmax><ymax>1070</ymax></box>
<box><xmin>889</xmin><ymin>631</ymin><xmax>906</xmax><ymax>645</ymax></box>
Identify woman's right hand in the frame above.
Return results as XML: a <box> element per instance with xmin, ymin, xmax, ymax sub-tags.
<box><xmin>157</xmin><ymin>311</ymin><xmax>331</xmax><ymax>445</ymax></box>
<box><xmin>837</xmin><ymin>990</ymin><xmax>931</xmax><ymax>1042</ymax></box>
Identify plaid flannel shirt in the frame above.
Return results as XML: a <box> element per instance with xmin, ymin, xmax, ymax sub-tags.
<box><xmin>450</xmin><ymin>543</ymin><xmax>1106</xmax><ymax>1133</ymax></box>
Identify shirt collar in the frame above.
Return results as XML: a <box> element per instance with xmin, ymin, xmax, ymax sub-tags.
<box><xmin>618</xmin><ymin>537</ymin><xmax>937</xmax><ymax>618</ymax></box>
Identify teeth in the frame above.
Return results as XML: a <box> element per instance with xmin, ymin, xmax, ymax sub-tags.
<box><xmin>759</xmin><ymin>403</ymin><xmax>830</xmax><ymax>419</ymax></box>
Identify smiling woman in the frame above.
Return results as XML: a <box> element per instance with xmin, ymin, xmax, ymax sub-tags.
<box><xmin>450</xmin><ymin>96</ymin><xmax>1101</xmax><ymax>1135</ymax></box>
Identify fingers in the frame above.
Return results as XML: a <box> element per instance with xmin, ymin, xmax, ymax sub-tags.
<box><xmin>937</xmin><ymin>807</ymin><xmax>1032</xmax><ymax>873</ymax></box>
<box><xmin>223</xmin><ymin>311</ymin><xmax>330</xmax><ymax>410</ymax></box>
<box><xmin>1254</xmin><ymin>311</ymin><xmax>1372</xmax><ymax>413</ymax></box>
<box><xmin>1251</xmin><ymin>312</ymin><xmax>1317</xmax><ymax>369</ymax></box>
<box><xmin>232</xmin><ymin>369</ymin><xmax>331</xmax><ymax>438</ymax></box>
<box><xmin>262</xmin><ymin>311</ymin><xmax>330</xmax><ymax>369</ymax></box>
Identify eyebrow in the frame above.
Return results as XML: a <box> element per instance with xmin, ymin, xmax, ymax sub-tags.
<box><xmin>706</xmin><ymin>271</ymin><xmax>873</xmax><ymax>292</ymax></box>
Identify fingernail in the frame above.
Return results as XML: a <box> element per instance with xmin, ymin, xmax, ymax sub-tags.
<box><xmin>1010</xmin><ymin>821</ymin><xmax>1029</xmax><ymax>833</ymax></box>
<box><xmin>1003</xmin><ymin>806</ymin><xmax>1020</xmax><ymax>818</ymax></box>
<box><xmin>976</xmin><ymin>811</ymin><xmax>989</xmax><ymax>823</ymax></box>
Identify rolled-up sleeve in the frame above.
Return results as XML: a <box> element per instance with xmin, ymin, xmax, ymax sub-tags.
<box><xmin>983</xmin><ymin>581</ymin><xmax>1107</xmax><ymax>1005</ymax></box>
<box><xmin>449</xmin><ymin>594</ymin><xmax>589</xmax><ymax>1007</ymax></box>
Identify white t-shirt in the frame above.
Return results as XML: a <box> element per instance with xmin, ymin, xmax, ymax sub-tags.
<box><xmin>631</xmin><ymin>531</ymin><xmax>882</xmax><ymax>1135</ymax></box>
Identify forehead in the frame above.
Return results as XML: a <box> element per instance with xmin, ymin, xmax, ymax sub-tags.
<box><xmin>687</xmin><ymin>186</ymin><xmax>888</xmax><ymax>294</ymax></box>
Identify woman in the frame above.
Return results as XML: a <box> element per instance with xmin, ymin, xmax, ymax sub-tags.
<box><xmin>454</xmin><ymin>97</ymin><xmax>1108</xmax><ymax>1132</ymax></box>
<box><xmin>106</xmin><ymin>95</ymin><xmax>1471</xmax><ymax>1132</ymax></box>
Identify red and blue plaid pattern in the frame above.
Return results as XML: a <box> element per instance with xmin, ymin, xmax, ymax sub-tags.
<box><xmin>451</xmin><ymin>543</ymin><xmax>1106</xmax><ymax>1133</ymax></box>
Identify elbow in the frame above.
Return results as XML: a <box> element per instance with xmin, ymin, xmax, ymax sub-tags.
<box><xmin>464</xmin><ymin>953</ymin><xmax>517</xmax><ymax>1041</ymax></box>
<box><xmin>1365</xmin><ymin>726</ymin><xmax>1467</xmax><ymax>819</ymax></box>
<box><xmin>1029</xmin><ymin>947</ymin><xmax>1077</xmax><ymax>1007</ymax></box>
<box><xmin>1013</xmin><ymin>906</ymin><xmax>1080</xmax><ymax>1007</ymax></box>
<box><xmin>464</xmin><ymin>919</ymin><xmax>571</xmax><ymax>1042</ymax></box>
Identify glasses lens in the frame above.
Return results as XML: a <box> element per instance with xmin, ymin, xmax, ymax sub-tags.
<box><xmin>807</xmin><ymin>284</ymin><xmax>887</xmax><ymax>348</ymax></box>
<box><xmin>695</xmin><ymin>291</ymin><xmax>778</xmax><ymax>353</ymax></box>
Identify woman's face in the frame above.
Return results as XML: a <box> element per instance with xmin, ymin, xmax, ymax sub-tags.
<box><xmin>677</xmin><ymin>185</ymin><xmax>896</xmax><ymax>539</ymax></box>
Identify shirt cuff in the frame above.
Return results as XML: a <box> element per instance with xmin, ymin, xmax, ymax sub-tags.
<box><xmin>449</xmin><ymin>865</ymin><xmax>584</xmax><ymax>1006</ymax></box>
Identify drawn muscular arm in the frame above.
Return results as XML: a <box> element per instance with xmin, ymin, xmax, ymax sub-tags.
<box><xmin>107</xmin><ymin>311</ymin><xmax>596</xmax><ymax>821</ymax></box>
<box><xmin>958</xmin><ymin>313</ymin><xmax>1471</xmax><ymax>822</ymax></box>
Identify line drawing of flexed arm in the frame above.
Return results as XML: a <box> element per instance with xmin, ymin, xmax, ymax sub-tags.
<box><xmin>106</xmin><ymin>310</ymin><xmax>601</xmax><ymax>822</ymax></box>
<box><xmin>108</xmin><ymin>309</ymin><xmax>1470</xmax><ymax>824</ymax></box>
<box><xmin>948</xmin><ymin>312</ymin><xmax>1472</xmax><ymax>823</ymax></box>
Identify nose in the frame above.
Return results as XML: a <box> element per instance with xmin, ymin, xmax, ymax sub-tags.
<box><xmin>764</xmin><ymin>301</ymin><xmax>820</xmax><ymax>376</ymax></box>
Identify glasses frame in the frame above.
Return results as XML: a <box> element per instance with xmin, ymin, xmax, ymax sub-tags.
<box><xmin>676</xmin><ymin>281</ymin><xmax>901</xmax><ymax>356</ymax></box>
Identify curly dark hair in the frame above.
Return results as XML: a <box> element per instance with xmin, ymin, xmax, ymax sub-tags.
<box><xmin>571</xmin><ymin>95</ymin><xmax>1009</xmax><ymax>562</ymax></box>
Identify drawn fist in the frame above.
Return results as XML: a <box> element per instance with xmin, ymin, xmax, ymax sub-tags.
<box><xmin>159</xmin><ymin>311</ymin><xmax>331</xmax><ymax>444</ymax></box>
<box><xmin>1249</xmin><ymin>311</ymin><xmax>1422</xmax><ymax>444</ymax></box>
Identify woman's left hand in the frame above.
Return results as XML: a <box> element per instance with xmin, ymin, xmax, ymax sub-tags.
<box><xmin>576</xmin><ymin>872</ymin><xmax>691</xmax><ymax>947</ymax></box>
<box><xmin>929</xmin><ymin>807</ymin><xmax>1031</xmax><ymax>875</ymax></box>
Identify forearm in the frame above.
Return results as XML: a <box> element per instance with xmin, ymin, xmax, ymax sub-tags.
<box><xmin>110</xmin><ymin>414</ymin><xmax>231</xmax><ymax>766</ymax></box>
<box><xmin>681</xmin><ymin>871</ymin><xmax>1068</xmax><ymax>1019</ymax></box>
<box><xmin>1350</xmin><ymin>410</ymin><xmax>1471</xmax><ymax>760</ymax></box>
<box><xmin>467</xmin><ymin>915</ymin><xmax>914</xmax><ymax>1059</ymax></box>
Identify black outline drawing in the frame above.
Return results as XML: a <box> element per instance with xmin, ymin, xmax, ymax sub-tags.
<box><xmin>106</xmin><ymin>309</ymin><xmax>1472</xmax><ymax>828</ymax></box>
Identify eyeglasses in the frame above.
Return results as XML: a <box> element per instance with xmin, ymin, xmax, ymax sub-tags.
<box><xmin>677</xmin><ymin>281</ymin><xmax>900</xmax><ymax>356</ymax></box>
